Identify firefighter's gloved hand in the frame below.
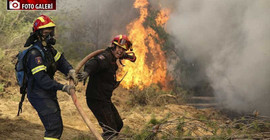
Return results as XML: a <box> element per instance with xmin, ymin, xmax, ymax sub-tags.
<box><xmin>77</xmin><ymin>71</ymin><xmax>89</xmax><ymax>81</ymax></box>
<box><xmin>67</xmin><ymin>69</ymin><xmax>78</xmax><ymax>86</ymax></box>
<box><xmin>62</xmin><ymin>85</ymin><xmax>75</xmax><ymax>95</ymax></box>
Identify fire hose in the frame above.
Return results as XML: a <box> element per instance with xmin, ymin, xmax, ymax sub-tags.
<box><xmin>68</xmin><ymin>49</ymin><xmax>105</xmax><ymax>140</ymax></box>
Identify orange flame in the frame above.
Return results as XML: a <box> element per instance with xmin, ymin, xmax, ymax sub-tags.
<box><xmin>156</xmin><ymin>9</ymin><xmax>171</xmax><ymax>26</ymax></box>
<box><xmin>118</xmin><ymin>0</ymin><xmax>170</xmax><ymax>89</ymax></box>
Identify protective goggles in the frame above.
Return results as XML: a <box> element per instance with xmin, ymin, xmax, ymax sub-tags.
<box><xmin>114</xmin><ymin>39</ymin><xmax>132</xmax><ymax>50</ymax></box>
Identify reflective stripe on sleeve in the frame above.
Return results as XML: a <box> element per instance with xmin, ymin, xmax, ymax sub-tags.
<box><xmin>31</xmin><ymin>65</ymin><xmax>47</xmax><ymax>75</ymax></box>
<box><xmin>54</xmin><ymin>51</ymin><xmax>61</xmax><ymax>62</ymax></box>
<box><xmin>44</xmin><ymin>137</ymin><xmax>59</xmax><ymax>140</ymax></box>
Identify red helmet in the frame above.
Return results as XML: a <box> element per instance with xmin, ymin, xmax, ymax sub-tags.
<box><xmin>112</xmin><ymin>34</ymin><xmax>132</xmax><ymax>51</ymax></box>
<box><xmin>33</xmin><ymin>15</ymin><xmax>56</xmax><ymax>32</ymax></box>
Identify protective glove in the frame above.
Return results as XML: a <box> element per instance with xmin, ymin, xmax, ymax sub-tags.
<box><xmin>67</xmin><ymin>69</ymin><xmax>78</xmax><ymax>86</ymax></box>
<box><xmin>77</xmin><ymin>71</ymin><xmax>89</xmax><ymax>81</ymax></box>
<box><xmin>62</xmin><ymin>85</ymin><xmax>75</xmax><ymax>95</ymax></box>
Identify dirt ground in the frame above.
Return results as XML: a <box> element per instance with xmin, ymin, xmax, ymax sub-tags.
<box><xmin>1</xmin><ymin>49</ymin><xmax>262</xmax><ymax>139</ymax></box>
<box><xmin>1</xmin><ymin>49</ymin><xmax>269</xmax><ymax>139</ymax></box>
<box><xmin>0</xmin><ymin>73</ymin><xmax>225</xmax><ymax>140</ymax></box>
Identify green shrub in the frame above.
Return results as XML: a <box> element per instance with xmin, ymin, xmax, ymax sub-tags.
<box><xmin>0</xmin><ymin>8</ymin><xmax>41</xmax><ymax>49</ymax></box>
<box><xmin>133</xmin><ymin>116</ymin><xmax>157</xmax><ymax>140</ymax></box>
<box><xmin>0</xmin><ymin>48</ymin><xmax>4</xmax><ymax>61</ymax></box>
<box><xmin>121</xmin><ymin>126</ymin><xmax>136</xmax><ymax>138</ymax></box>
<box><xmin>0</xmin><ymin>83</ymin><xmax>5</xmax><ymax>92</ymax></box>
<box><xmin>149</xmin><ymin>115</ymin><xmax>160</xmax><ymax>125</ymax></box>
<box><xmin>132</xmin><ymin>114</ymin><xmax>171</xmax><ymax>140</ymax></box>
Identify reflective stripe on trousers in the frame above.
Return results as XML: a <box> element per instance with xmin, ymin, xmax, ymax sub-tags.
<box><xmin>44</xmin><ymin>137</ymin><xmax>59</xmax><ymax>140</ymax></box>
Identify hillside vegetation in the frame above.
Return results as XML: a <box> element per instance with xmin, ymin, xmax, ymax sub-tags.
<box><xmin>0</xmin><ymin>3</ymin><xmax>269</xmax><ymax>139</ymax></box>
<box><xmin>1</xmin><ymin>53</ymin><xmax>269</xmax><ymax>139</ymax></box>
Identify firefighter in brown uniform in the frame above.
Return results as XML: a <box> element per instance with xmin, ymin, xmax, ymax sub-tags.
<box><xmin>78</xmin><ymin>35</ymin><xmax>136</xmax><ymax>139</ymax></box>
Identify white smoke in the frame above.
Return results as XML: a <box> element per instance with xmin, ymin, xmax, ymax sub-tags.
<box><xmin>167</xmin><ymin>0</ymin><xmax>270</xmax><ymax>115</ymax></box>
<box><xmin>55</xmin><ymin>0</ymin><xmax>137</xmax><ymax>48</ymax></box>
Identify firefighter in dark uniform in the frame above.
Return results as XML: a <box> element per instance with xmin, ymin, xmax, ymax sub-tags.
<box><xmin>78</xmin><ymin>35</ymin><xmax>136</xmax><ymax>139</ymax></box>
<box><xmin>24</xmin><ymin>15</ymin><xmax>78</xmax><ymax>140</ymax></box>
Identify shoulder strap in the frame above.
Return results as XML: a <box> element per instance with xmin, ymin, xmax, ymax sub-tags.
<box><xmin>22</xmin><ymin>44</ymin><xmax>45</xmax><ymax>71</ymax></box>
<box><xmin>31</xmin><ymin>44</ymin><xmax>45</xmax><ymax>59</ymax></box>
<box><xmin>17</xmin><ymin>44</ymin><xmax>45</xmax><ymax>116</ymax></box>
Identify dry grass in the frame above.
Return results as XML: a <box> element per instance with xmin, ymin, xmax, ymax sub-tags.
<box><xmin>0</xmin><ymin>50</ymin><xmax>269</xmax><ymax>139</ymax></box>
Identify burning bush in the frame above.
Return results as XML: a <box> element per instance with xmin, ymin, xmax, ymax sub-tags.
<box><xmin>118</xmin><ymin>0</ymin><xmax>171</xmax><ymax>90</ymax></box>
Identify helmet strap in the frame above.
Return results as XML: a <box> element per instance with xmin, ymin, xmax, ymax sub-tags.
<box><xmin>36</xmin><ymin>30</ymin><xmax>47</xmax><ymax>46</ymax></box>
<box><xmin>111</xmin><ymin>44</ymin><xmax>116</xmax><ymax>51</ymax></box>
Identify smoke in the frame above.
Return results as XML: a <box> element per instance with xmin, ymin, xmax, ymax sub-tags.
<box><xmin>52</xmin><ymin>0</ymin><xmax>270</xmax><ymax>115</ymax></box>
<box><xmin>166</xmin><ymin>0</ymin><xmax>270</xmax><ymax>115</ymax></box>
<box><xmin>55</xmin><ymin>0</ymin><xmax>137</xmax><ymax>48</ymax></box>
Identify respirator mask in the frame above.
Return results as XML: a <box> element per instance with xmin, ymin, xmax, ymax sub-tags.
<box><xmin>44</xmin><ymin>34</ymin><xmax>56</xmax><ymax>46</ymax></box>
<box><xmin>41</xmin><ymin>28</ymin><xmax>56</xmax><ymax>46</ymax></box>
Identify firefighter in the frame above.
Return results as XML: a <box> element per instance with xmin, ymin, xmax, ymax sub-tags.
<box><xmin>24</xmin><ymin>15</ymin><xmax>78</xmax><ymax>140</ymax></box>
<box><xmin>78</xmin><ymin>35</ymin><xmax>136</xmax><ymax>139</ymax></box>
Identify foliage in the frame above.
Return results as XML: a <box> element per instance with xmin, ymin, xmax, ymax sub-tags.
<box><xmin>59</xmin><ymin>41</ymin><xmax>96</xmax><ymax>62</ymax></box>
<box><xmin>128</xmin><ymin>84</ymin><xmax>180</xmax><ymax>106</ymax></box>
<box><xmin>142</xmin><ymin>7</ymin><xmax>214</xmax><ymax>96</ymax></box>
<box><xmin>0</xmin><ymin>2</ymin><xmax>85</xmax><ymax>60</ymax></box>
<box><xmin>0</xmin><ymin>83</ymin><xmax>4</xmax><ymax>92</ymax></box>
<box><xmin>133</xmin><ymin>114</ymin><xmax>170</xmax><ymax>140</ymax></box>
<box><xmin>143</xmin><ymin>8</ymin><xmax>172</xmax><ymax>52</ymax></box>
<box><xmin>124</xmin><ymin>113</ymin><xmax>270</xmax><ymax>140</ymax></box>
<box><xmin>0</xmin><ymin>2</ymin><xmax>41</xmax><ymax>49</ymax></box>
<box><xmin>0</xmin><ymin>48</ymin><xmax>4</xmax><ymax>61</ymax></box>
<box><xmin>172</xmin><ymin>86</ymin><xmax>191</xmax><ymax>103</ymax></box>
<box><xmin>121</xmin><ymin>126</ymin><xmax>136</xmax><ymax>138</ymax></box>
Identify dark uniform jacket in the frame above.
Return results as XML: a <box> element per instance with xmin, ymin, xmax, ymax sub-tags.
<box><xmin>26</xmin><ymin>42</ymin><xmax>72</xmax><ymax>99</ymax></box>
<box><xmin>84</xmin><ymin>48</ymin><xmax>118</xmax><ymax>102</ymax></box>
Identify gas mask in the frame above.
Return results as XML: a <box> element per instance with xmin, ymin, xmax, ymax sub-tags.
<box><xmin>40</xmin><ymin>29</ymin><xmax>56</xmax><ymax>46</ymax></box>
<box><xmin>43</xmin><ymin>34</ymin><xmax>56</xmax><ymax>46</ymax></box>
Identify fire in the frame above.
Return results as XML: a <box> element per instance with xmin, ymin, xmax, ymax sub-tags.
<box><xmin>156</xmin><ymin>9</ymin><xmax>171</xmax><ymax>26</ymax></box>
<box><xmin>118</xmin><ymin>0</ymin><xmax>170</xmax><ymax>89</ymax></box>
